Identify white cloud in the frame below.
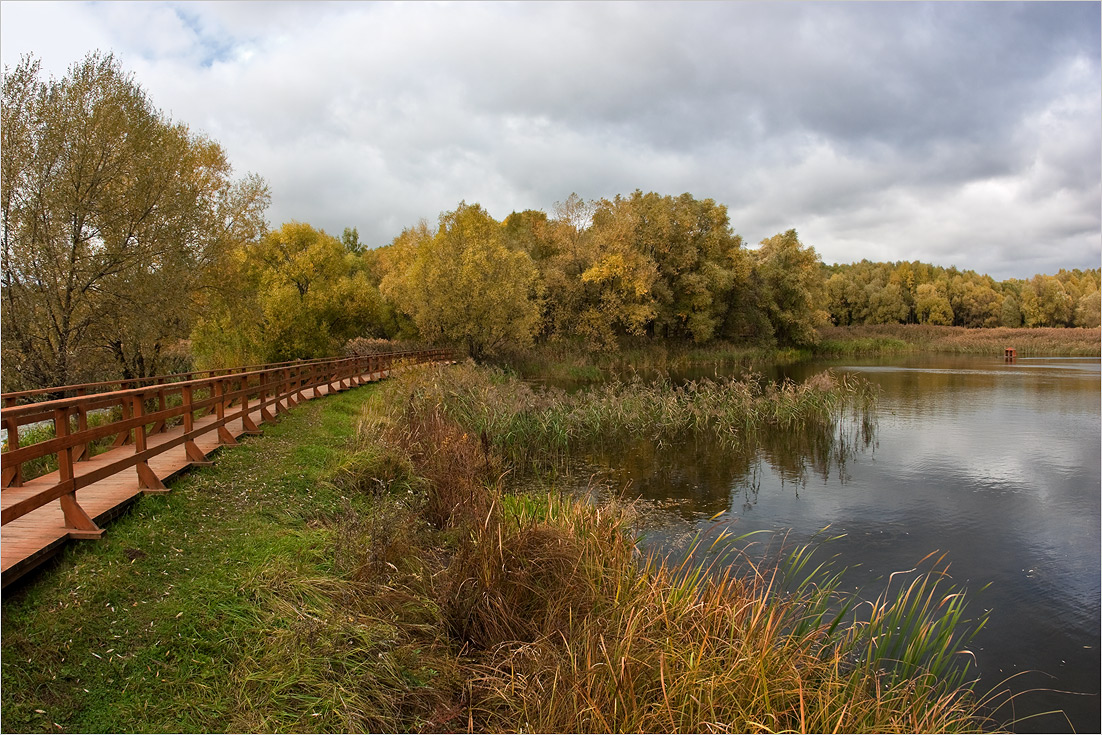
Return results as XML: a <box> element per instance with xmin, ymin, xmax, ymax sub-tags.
<box><xmin>2</xmin><ymin>1</ymin><xmax>1098</xmax><ymax>279</ymax></box>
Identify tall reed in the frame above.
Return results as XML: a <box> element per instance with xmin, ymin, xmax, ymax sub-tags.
<box><xmin>379</xmin><ymin>360</ymin><xmax>878</xmax><ymax>473</ymax></box>
<box><xmin>333</xmin><ymin>369</ymin><xmax>1001</xmax><ymax>732</ymax></box>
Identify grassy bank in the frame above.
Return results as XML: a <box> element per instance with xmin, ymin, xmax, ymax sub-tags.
<box><xmin>1</xmin><ymin>386</ymin><xmax>397</xmax><ymax>732</ymax></box>
<box><xmin>2</xmin><ymin>366</ymin><xmax>1002</xmax><ymax>732</ymax></box>
<box><xmin>816</xmin><ymin>325</ymin><xmax>1101</xmax><ymax>357</ymax></box>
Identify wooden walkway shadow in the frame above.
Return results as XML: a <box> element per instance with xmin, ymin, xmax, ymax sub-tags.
<box><xmin>1</xmin><ymin>368</ymin><xmax>386</xmax><ymax>588</ymax></box>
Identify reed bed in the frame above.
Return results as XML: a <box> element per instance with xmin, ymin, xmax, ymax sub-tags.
<box><xmin>500</xmin><ymin>340</ymin><xmax>783</xmax><ymax>384</ymax></box>
<box><xmin>818</xmin><ymin>325</ymin><xmax>1101</xmax><ymax>356</ymax></box>
<box><xmin>327</xmin><ymin>391</ymin><xmax>1001</xmax><ymax>732</ymax></box>
<box><xmin>377</xmin><ymin>361</ymin><xmax>878</xmax><ymax>472</ymax></box>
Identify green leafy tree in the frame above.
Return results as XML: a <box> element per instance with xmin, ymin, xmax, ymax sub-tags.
<box><xmin>624</xmin><ymin>191</ymin><xmax>746</xmax><ymax>343</ymax></box>
<box><xmin>191</xmin><ymin>222</ymin><xmax>386</xmax><ymax>366</ymax></box>
<box><xmin>824</xmin><ymin>271</ymin><xmax>865</xmax><ymax>326</ymax></box>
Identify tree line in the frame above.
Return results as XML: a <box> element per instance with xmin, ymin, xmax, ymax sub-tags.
<box><xmin>2</xmin><ymin>53</ymin><xmax>1098</xmax><ymax>392</ymax></box>
<box><xmin>824</xmin><ymin>260</ymin><xmax>1100</xmax><ymax>330</ymax></box>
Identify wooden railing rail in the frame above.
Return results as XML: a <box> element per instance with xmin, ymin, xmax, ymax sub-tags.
<box><xmin>0</xmin><ymin>354</ymin><xmax>396</xmax><ymax>407</ymax></box>
<box><xmin>1</xmin><ymin>349</ymin><xmax>451</xmax><ymax>533</ymax></box>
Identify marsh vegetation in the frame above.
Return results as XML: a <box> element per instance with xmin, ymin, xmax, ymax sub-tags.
<box><xmin>2</xmin><ymin>361</ymin><xmax>1011</xmax><ymax>733</ymax></box>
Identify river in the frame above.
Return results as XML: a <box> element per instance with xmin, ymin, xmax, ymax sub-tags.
<box><xmin>569</xmin><ymin>354</ymin><xmax>1100</xmax><ymax>733</ymax></box>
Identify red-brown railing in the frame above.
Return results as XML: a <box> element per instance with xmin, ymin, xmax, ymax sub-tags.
<box><xmin>1</xmin><ymin>349</ymin><xmax>451</xmax><ymax>534</ymax></box>
<box><xmin>0</xmin><ymin>354</ymin><xmax>392</xmax><ymax>407</ymax></box>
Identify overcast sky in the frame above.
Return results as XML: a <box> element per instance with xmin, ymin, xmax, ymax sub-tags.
<box><xmin>2</xmin><ymin>1</ymin><xmax>1099</xmax><ymax>280</ymax></box>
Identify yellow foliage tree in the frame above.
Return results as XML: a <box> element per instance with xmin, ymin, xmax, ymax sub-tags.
<box><xmin>381</xmin><ymin>203</ymin><xmax>543</xmax><ymax>358</ymax></box>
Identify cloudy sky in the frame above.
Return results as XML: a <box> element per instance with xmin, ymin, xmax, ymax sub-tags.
<box><xmin>2</xmin><ymin>1</ymin><xmax>1099</xmax><ymax>279</ymax></box>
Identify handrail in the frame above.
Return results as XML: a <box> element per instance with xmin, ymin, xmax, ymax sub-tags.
<box><xmin>0</xmin><ymin>348</ymin><xmax>452</xmax><ymax>532</ymax></box>
<box><xmin>0</xmin><ymin>354</ymin><xmax>390</xmax><ymax>406</ymax></box>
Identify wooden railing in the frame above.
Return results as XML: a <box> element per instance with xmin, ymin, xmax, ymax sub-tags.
<box><xmin>1</xmin><ymin>349</ymin><xmax>451</xmax><ymax>534</ymax></box>
<box><xmin>0</xmin><ymin>354</ymin><xmax>394</xmax><ymax>407</ymax></box>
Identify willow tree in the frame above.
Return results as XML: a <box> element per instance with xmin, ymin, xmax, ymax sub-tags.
<box><xmin>381</xmin><ymin>202</ymin><xmax>543</xmax><ymax>359</ymax></box>
<box><xmin>0</xmin><ymin>52</ymin><xmax>268</xmax><ymax>390</ymax></box>
<box><xmin>190</xmin><ymin>222</ymin><xmax>389</xmax><ymax>366</ymax></box>
<box><xmin>749</xmin><ymin>230</ymin><xmax>828</xmax><ymax>346</ymax></box>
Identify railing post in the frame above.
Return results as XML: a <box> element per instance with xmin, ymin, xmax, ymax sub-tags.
<box><xmin>182</xmin><ymin>385</ymin><xmax>211</xmax><ymax>466</ymax></box>
<box><xmin>132</xmin><ymin>393</ymin><xmax>167</xmax><ymax>492</ymax></box>
<box><xmin>239</xmin><ymin>374</ymin><xmax>262</xmax><ymax>434</ymax></box>
<box><xmin>111</xmin><ymin>398</ymin><xmax>134</xmax><ymax>447</ymax></box>
<box><xmin>2</xmin><ymin>415</ymin><xmax>23</xmax><ymax>487</ymax></box>
<box><xmin>72</xmin><ymin>387</ymin><xmax>89</xmax><ymax>462</ymax></box>
<box><xmin>351</xmin><ymin>358</ymin><xmax>361</xmax><ymax>387</ymax></box>
<box><xmin>259</xmin><ymin>370</ymin><xmax>277</xmax><ymax>424</ymax></box>
<box><xmin>294</xmin><ymin>365</ymin><xmax>306</xmax><ymax>403</ymax></box>
<box><xmin>283</xmin><ymin>367</ymin><xmax>297</xmax><ymax>408</ymax></box>
<box><xmin>55</xmin><ymin>405</ymin><xmax>103</xmax><ymax>538</ymax></box>
<box><xmin>153</xmin><ymin>379</ymin><xmax>168</xmax><ymax>433</ymax></box>
<box><xmin>312</xmin><ymin>363</ymin><xmax>322</xmax><ymax>399</ymax></box>
<box><xmin>214</xmin><ymin>378</ymin><xmax>239</xmax><ymax>445</ymax></box>
<box><xmin>271</xmin><ymin>370</ymin><xmax>284</xmax><ymax>416</ymax></box>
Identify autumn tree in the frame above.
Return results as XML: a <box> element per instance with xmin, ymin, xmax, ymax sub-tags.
<box><xmin>915</xmin><ymin>283</ymin><xmax>954</xmax><ymax>325</ymax></box>
<box><xmin>624</xmin><ymin>191</ymin><xmax>746</xmax><ymax>343</ymax></box>
<box><xmin>191</xmin><ymin>222</ymin><xmax>387</xmax><ymax>366</ymax></box>
<box><xmin>380</xmin><ymin>203</ymin><xmax>543</xmax><ymax>359</ymax></box>
<box><xmin>749</xmin><ymin>230</ymin><xmax>828</xmax><ymax>346</ymax></box>
<box><xmin>1</xmin><ymin>52</ymin><xmax>268</xmax><ymax>390</ymax></box>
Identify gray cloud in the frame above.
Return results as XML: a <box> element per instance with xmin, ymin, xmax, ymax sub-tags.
<box><xmin>1</xmin><ymin>1</ymin><xmax>1098</xmax><ymax>279</ymax></box>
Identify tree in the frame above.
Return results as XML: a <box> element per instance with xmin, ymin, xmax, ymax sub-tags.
<box><xmin>1020</xmin><ymin>275</ymin><xmax>1073</xmax><ymax>327</ymax></box>
<box><xmin>1</xmin><ymin>52</ymin><xmax>268</xmax><ymax>390</ymax></box>
<box><xmin>624</xmin><ymin>191</ymin><xmax>746</xmax><ymax>343</ymax></box>
<box><xmin>824</xmin><ymin>272</ymin><xmax>865</xmax><ymax>326</ymax></box>
<box><xmin>342</xmin><ymin>226</ymin><xmax>365</xmax><ymax>254</ymax></box>
<box><xmin>191</xmin><ymin>222</ymin><xmax>387</xmax><ymax>365</ymax></box>
<box><xmin>867</xmin><ymin>282</ymin><xmax>910</xmax><ymax>324</ymax></box>
<box><xmin>380</xmin><ymin>203</ymin><xmax>543</xmax><ymax>359</ymax></box>
<box><xmin>1074</xmin><ymin>291</ymin><xmax>1101</xmax><ymax>327</ymax></box>
<box><xmin>915</xmin><ymin>283</ymin><xmax>954</xmax><ymax>325</ymax></box>
<box><xmin>580</xmin><ymin>196</ymin><xmax>660</xmax><ymax>347</ymax></box>
<box><xmin>750</xmin><ymin>230</ymin><xmax>828</xmax><ymax>346</ymax></box>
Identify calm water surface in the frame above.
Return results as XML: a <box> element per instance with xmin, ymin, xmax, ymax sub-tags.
<box><xmin>575</xmin><ymin>355</ymin><xmax>1100</xmax><ymax>733</ymax></box>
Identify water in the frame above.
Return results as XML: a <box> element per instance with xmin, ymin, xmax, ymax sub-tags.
<box><xmin>574</xmin><ymin>354</ymin><xmax>1100</xmax><ymax>732</ymax></box>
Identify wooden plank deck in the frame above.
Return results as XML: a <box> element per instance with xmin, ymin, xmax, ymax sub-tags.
<box><xmin>1</xmin><ymin>369</ymin><xmax>387</xmax><ymax>588</ymax></box>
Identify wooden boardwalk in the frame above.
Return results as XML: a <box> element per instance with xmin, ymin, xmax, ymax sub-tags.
<box><xmin>1</xmin><ymin>366</ymin><xmax>389</xmax><ymax>588</ymax></box>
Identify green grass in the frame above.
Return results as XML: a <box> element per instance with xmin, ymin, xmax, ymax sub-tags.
<box><xmin>1</xmin><ymin>385</ymin><xmax>411</xmax><ymax>732</ymax></box>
